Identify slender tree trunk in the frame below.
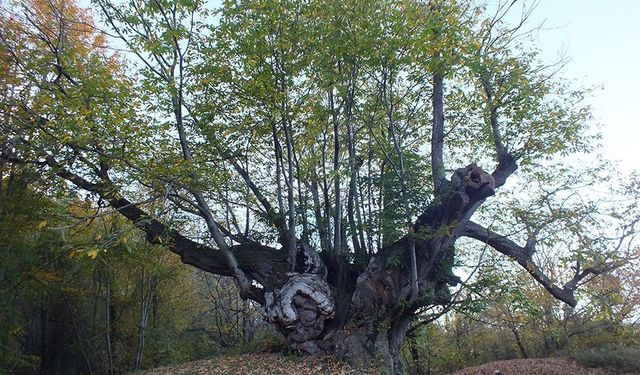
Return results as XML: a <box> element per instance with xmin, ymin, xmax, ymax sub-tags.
<box><xmin>272</xmin><ymin>120</ymin><xmax>285</xmax><ymax>229</ymax></box>
<box><xmin>509</xmin><ymin>326</ymin><xmax>528</xmax><ymax>359</ymax></box>
<box><xmin>408</xmin><ymin>334</ymin><xmax>425</xmax><ymax>375</ymax></box>
<box><xmin>330</xmin><ymin>90</ymin><xmax>342</xmax><ymax>255</ymax></box>
<box><xmin>283</xmin><ymin>119</ymin><xmax>297</xmax><ymax>262</ymax></box>
<box><xmin>134</xmin><ymin>269</ymin><xmax>156</xmax><ymax>371</ymax></box>
<box><xmin>68</xmin><ymin>304</ymin><xmax>94</xmax><ymax>374</ymax></box>
<box><xmin>366</xmin><ymin>142</ymin><xmax>375</xmax><ymax>254</ymax></box>
<box><xmin>294</xmin><ymin>153</ymin><xmax>309</xmax><ymax>243</ymax></box>
<box><xmin>311</xmin><ymin>179</ymin><xmax>329</xmax><ymax>253</ymax></box>
<box><xmin>38</xmin><ymin>306</ymin><xmax>47</xmax><ymax>375</ymax></box>
<box><xmin>104</xmin><ymin>264</ymin><xmax>114</xmax><ymax>375</ymax></box>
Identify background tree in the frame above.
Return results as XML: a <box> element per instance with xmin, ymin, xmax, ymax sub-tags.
<box><xmin>402</xmin><ymin>245</ymin><xmax>639</xmax><ymax>375</ymax></box>
<box><xmin>0</xmin><ymin>164</ymin><xmax>274</xmax><ymax>374</ymax></box>
<box><xmin>1</xmin><ymin>0</ymin><xmax>638</xmax><ymax>373</ymax></box>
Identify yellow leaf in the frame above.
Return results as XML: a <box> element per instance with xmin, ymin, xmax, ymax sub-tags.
<box><xmin>87</xmin><ymin>249</ymin><xmax>99</xmax><ymax>259</ymax></box>
<box><xmin>36</xmin><ymin>220</ymin><xmax>47</xmax><ymax>230</ymax></box>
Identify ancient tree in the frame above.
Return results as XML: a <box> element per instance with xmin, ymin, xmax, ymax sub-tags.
<box><xmin>1</xmin><ymin>0</ymin><xmax>636</xmax><ymax>373</ymax></box>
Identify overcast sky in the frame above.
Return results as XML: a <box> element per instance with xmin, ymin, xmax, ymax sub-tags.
<box><xmin>519</xmin><ymin>0</ymin><xmax>640</xmax><ymax>174</ymax></box>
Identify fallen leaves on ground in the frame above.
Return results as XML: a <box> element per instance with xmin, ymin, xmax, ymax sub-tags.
<box><xmin>139</xmin><ymin>354</ymin><xmax>632</xmax><ymax>375</ymax></box>
<box><xmin>138</xmin><ymin>353</ymin><xmax>374</xmax><ymax>375</ymax></box>
<box><xmin>448</xmin><ymin>357</ymin><xmax>628</xmax><ymax>375</ymax></box>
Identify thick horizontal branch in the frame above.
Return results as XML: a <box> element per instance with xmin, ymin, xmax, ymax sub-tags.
<box><xmin>2</xmin><ymin>151</ymin><xmax>290</xmax><ymax>300</ymax></box>
<box><xmin>463</xmin><ymin>221</ymin><xmax>581</xmax><ymax>307</ymax></box>
<box><xmin>562</xmin><ymin>261</ymin><xmax>626</xmax><ymax>292</ymax></box>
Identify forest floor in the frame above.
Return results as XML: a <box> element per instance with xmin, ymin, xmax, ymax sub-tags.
<box><xmin>138</xmin><ymin>353</ymin><xmax>372</xmax><ymax>375</ymax></box>
<box><xmin>448</xmin><ymin>357</ymin><xmax>630</xmax><ymax>375</ymax></box>
<box><xmin>138</xmin><ymin>353</ymin><xmax>632</xmax><ymax>375</ymax></box>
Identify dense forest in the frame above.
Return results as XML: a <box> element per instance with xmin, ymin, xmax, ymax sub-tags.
<box><xmin>0</xmin><ymin>0</ymin><xmax>638</xmax><ymax>374</ymax></box>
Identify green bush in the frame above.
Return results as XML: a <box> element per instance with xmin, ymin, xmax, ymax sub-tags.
<box><xmin>572</xmin><ymin>345</ymin><xmax>640</xmax><ymax>372</ymax></box>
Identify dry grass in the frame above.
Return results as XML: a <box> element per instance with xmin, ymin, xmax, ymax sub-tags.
<box><xmin>137</xmin><ymin>354</ymin><xmax>633</xmax><ymax>375</ymax></box>
<box><xmin>137</xmin><ymin>353</ymin><xmax>371</xmax><ymax>375</ymax></box>
<box><xmin>448</xmin><ymin>357</ymin><xmax>631</xmax><ymax>375</ymax></box>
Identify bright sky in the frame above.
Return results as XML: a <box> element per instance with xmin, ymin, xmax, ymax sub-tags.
<box><xmin>524</xmin><ymin>0</ymin><xmax>640</xmax><ymax>174</ymax></box>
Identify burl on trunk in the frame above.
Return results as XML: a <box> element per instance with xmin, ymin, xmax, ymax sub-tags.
<box><xmin>264</xmin><ymin>164</ymin><xmax>496</xmax><ymax>374</ymax></box>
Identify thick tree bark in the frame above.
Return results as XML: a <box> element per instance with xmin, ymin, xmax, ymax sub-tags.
<box><xmin>39</xmin><ymin>150</ymin><xmax>498</xmax><ymax>372</ymax></box>
<box><xmin>260</xmin><ymin>163</ymin><xmax>497</xmax><ymax>373</ymax></box>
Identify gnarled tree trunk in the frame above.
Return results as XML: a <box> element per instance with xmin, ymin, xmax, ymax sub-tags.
<box><xmin>261</xmin><ymin>164</ymin><xmax>497</xmax><ymax>373</ymax></box>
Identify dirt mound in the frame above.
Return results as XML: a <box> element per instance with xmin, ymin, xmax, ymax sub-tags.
<box><xmin>448</xmin><ymin>358</ymin><xmax>622</xmax><ymax>375</ymax></box>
